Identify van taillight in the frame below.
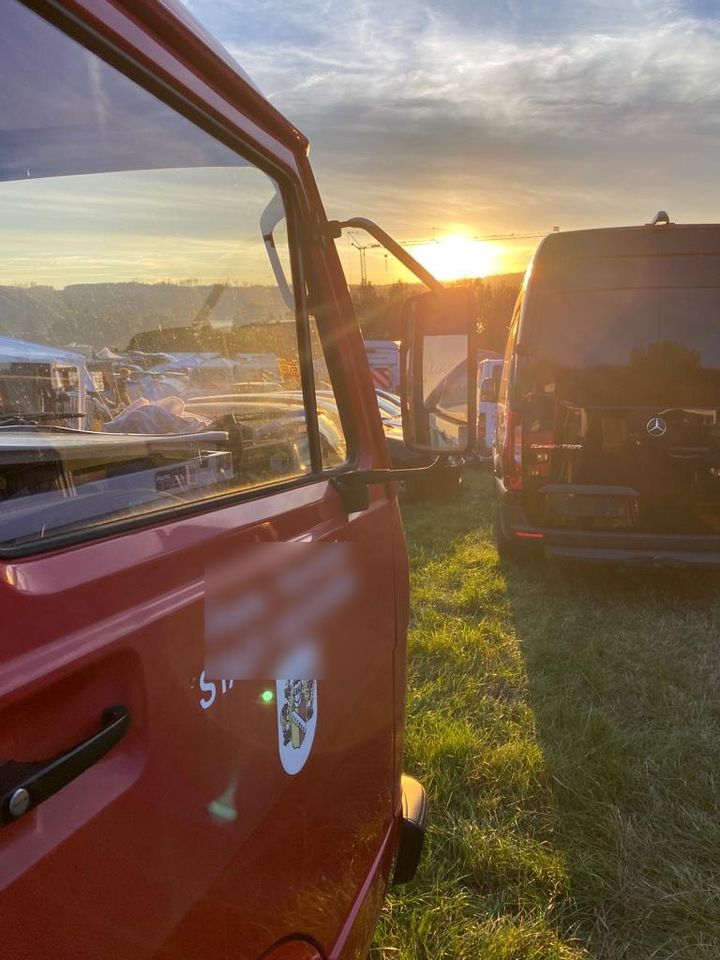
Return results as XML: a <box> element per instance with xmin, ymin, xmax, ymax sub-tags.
<box><xmin>502</xmin><ymin>410</ymin><xmax>523</xmax><ymax>491</ymax></box>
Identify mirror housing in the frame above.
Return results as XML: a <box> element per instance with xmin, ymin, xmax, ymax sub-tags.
<box><xmin>480</xmin><ymin>376</ymin><xmax>498</xmax><ymax>403</ymax></box>
<box><xmin>400</xmin><ymin>288</ymin><xmax>477</xmax><ymax>455</ymax></box>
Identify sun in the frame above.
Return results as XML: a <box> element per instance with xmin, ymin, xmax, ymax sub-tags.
<box><xmin>411</xmin><ymin>234</ymin><xmax>504</xmax><ymax>281</ymax></box>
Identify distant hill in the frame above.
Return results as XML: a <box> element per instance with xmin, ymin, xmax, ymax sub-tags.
<box><xmin>0</xmin><ymin>272</ymin><xmax>523</xmax><ymax>357</ymax></box>
<box><xmin>0</xmin><ymin>282</ymin><xmax>293</xmax><ymax>351</ymax></box>
<box><xmin>348</xmin><ymin>271</ymin><xmax>523</xmax><ymax>296</ymax></box>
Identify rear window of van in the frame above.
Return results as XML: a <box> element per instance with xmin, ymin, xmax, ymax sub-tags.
<box><xmin>524</xmin><ymin>235</ymin><xmax>720</xmax><ymax>406</ymax></box>
<box><xmin>530</xmin><ymin>284</ymin><xmax>720</xmax><ymax>369</ymax></box>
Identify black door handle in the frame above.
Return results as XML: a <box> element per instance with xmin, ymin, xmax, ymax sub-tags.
<box><xmin>0</xmin><ymin>705</ymin><xmax>130</xmax><ymax>826</ymax></box>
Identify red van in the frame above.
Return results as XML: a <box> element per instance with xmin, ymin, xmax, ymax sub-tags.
<box><xmin>0</xmin><ymin>2</ymin><xmax>477</xmax><ymax>957</ymax></box>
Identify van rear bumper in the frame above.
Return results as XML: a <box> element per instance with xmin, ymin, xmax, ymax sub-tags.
<box><xmin>497</xmin><ymin>496</ymin><xmax>720</xmax><ymax>567</ymax></box>
<box><xmin>544</xmin><ymin>544</ymin><xmax>720</xmax><ymax>567</ymax></box>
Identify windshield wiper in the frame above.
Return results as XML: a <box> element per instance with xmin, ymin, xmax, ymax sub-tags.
<box><xmin>0</xmin><ymin>414</ymin><xmax>90</xmax><ymax>434</ymax></box>
<box><xmin>0</xmin><ymin>412</ymin><xmax>86</xmax><ymax>426</ymax></box>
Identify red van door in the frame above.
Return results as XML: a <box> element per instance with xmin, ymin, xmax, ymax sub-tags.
<box><xmin>0</xmin><ymin>3</ymin><xmax>402</xmax><ymax>957</ymax></box>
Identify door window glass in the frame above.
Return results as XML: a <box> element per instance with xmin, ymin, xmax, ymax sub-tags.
<box><xmin>0</xmin><ymin>1</ymin><xmax>316</xmax><ymax>550</ymax></box>
<box><xmin>309</xmin><ymin>317</ymin><xmax>347</xmax><ymax>469</ymax></box>
<box><xmin>499</xmin><ymin>296</ymin><xmax>521</xmax><ymax>406</ymax></box>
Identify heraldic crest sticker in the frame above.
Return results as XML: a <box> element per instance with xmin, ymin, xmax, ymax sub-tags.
<box><xmin>276</xmin><ymin>679</ymin><xmax>317</xmax><ymax>775</ymax></box>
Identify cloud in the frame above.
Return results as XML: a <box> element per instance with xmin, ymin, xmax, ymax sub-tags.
<box><xmin>185</xmin><ymin>0</ymin><xmax>720</xmax><ymax>247</ymax></box>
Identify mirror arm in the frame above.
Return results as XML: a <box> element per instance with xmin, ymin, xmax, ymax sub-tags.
<box><xmin>324</xmin><ymin>218</ymin><xmax>445</xmax><ymax>293</ymax></box>
<box><xmin>260</xmin><ymin>191</ymin><xmax>295</xmax><ymax>310</ymax></box>
<box><xmin>332</xmin><ymin>459</ymin><xmax>442</xmax><ymax>513</ymax></box>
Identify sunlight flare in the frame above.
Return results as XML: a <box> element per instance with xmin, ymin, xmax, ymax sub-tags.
<box><xmin>411</xmin><ymin>234</ymin><xmax>505</xmax><ymax>281</ymax></box>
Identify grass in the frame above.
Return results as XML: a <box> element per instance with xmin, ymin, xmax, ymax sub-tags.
<box><xmin>370</xmin><ymin>470</ymin><xmax>720</xmax><ymax>960</ymax></box>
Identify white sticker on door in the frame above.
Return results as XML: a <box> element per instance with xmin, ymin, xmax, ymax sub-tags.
<box><xmin>277</xmin><ymin>679</ymin><xmax>317</xmax><ymax>775</ymax></box>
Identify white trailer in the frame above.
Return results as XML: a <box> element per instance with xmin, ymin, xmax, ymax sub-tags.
<box><xmin>364</xmin><ymin>340</ymin><xmax>400</xmax><ymax>394</ymax></box>
<box><xmin>477</xmin><ymin>356</ymin><xmax>503</xmax><ymax>459</ymax></box>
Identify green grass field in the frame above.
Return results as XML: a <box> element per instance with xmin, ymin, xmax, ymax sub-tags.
<box><xmin>371</xmin><ymin>471</ymin><xmax>720</xmax><ymax>960</ymax></box>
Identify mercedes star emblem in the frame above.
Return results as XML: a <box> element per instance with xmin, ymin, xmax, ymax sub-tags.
<box><xmin>647</xmin><ymin>416</ymin><xmax>667</xmax><ymax>438</ymax></box>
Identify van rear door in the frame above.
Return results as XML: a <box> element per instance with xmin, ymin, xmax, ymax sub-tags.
<box><xmin>0</xmin><ymin>4</ymin><xmax>400</xmax><ymax>958</ymax></box>
<box><xmin>520</xmin><ymin>226</ymin><xmax>720</xmax><ymax>535</ymax></box>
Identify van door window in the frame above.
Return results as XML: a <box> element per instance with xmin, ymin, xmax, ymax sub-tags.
<box><xmin>0</xmin><ymin>0</ymin><xmax>320</xmax><ymax>551</ymax></box>
<box><xmin>499</xmin><ymin>293</ymin><xmax>522</xmax><ymax>407</ymax></box>
<box><xmin>308</xmin><ymin>317</ymin><xmax>348</xmax><ymax>469</ymax></box>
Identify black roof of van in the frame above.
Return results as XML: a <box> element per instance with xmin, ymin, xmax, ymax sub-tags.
<box><xmin>535</xmin><ymin>221</ymin><xmax>720</xmax><ymax>264</ymax></box>
<box><xmin>529</xmin><ymin>222</ymin><xmax>720</xmax><ymax>294</ymax></box>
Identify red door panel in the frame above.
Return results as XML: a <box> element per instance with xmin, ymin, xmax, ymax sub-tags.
<box><xmin>0</xmin><ymin>480</ymin><xmax>400</xmax><ymax>959</ymax></box>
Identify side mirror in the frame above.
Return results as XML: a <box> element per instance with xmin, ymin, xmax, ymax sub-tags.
<box><xmin>480</xmin><ymin>376</ymin><xmax>498</xmax><ymax>403</ymax></box>
<box><xmin>400</xmin><ymin>288</ymin><xmax>477</xmax><ymax>455</ymax></box>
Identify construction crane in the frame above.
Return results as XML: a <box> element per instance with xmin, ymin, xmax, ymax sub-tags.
<box><xmin>348</xmin><ymin>227</ymin><xmax>559</xmax><ymax>283</ymax></box>
<box><xmin>348</xmin><ymin>233</ymin><xmax>370</xmax><ymax>286</ymax></box>
<box><xmin>472</xmin><ymin>228</ymin><xmax>558</xmax><ymax>242</ymax></box>
<box><xmin>348</xmin><ymin>232</ymin><xmax>439</xmax><ymax>284</ymax></box>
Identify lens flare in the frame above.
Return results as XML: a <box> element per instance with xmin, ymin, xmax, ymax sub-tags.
<box><xmin>411</xmin><ymin>235</ymin><xmax>504</xmax><ymax>281</ymax></box>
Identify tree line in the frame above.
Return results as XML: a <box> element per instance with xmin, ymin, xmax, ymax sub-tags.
<box><xmin>352</xmin><ymin>275</ymin><xmax>523</xmax><ymax>354</ymax></box>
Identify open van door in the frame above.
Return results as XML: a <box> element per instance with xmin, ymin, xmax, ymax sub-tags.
<box><xmin>0</xmin><ymin>3</ymin><xmax>404</xmax><ymax>957</ymax></box>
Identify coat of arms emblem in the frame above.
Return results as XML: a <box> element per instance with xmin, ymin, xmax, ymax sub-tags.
<box><xmin>276</xmin><ymin>679</ymin><xmax>317</xmax><ymax>775</ymax></box>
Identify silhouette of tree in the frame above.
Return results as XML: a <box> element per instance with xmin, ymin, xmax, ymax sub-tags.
<box><xmin>353</xmin><ymin>275</ymin><xmax>523</xmax><ymax>348</ymax></box>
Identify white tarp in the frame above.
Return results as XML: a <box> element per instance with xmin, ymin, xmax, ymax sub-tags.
<box><xmin>0</xmin><ymin>335</ymin><xmax>86</xmax><ymax>363</ymax></box>
<box><xmin>102</xmin><ymin>396</ymin><xmax>212</xmax><ymax>435</ymax></box>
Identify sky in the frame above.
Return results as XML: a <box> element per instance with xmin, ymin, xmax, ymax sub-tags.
<box><xmin>2</xmin><ymin>0</ymin><xmax>287</xmax><ymax>289</ymax></box>
<box><xmin>183</xmin><ymin>0</ymin><xmax>720</xmax><ymax>281</ymax></box>
<box><xmin>4</xmin><ymin>0</ymin><xmax>720</xmax><ymax>289</ymax></box>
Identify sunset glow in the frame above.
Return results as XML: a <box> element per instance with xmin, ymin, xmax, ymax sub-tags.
<box><xmin>410</xmin><ymin>235</ymin><xmax>505</xmax><ymax>281</ymax></box>
<box><xmin>188</xmin><ymin>0</ymin><xmax>720</xmax><ymax>284</ymax></box>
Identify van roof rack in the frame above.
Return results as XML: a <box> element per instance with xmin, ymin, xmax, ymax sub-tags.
<box><xmin>649</xmin><ymin>210</ymin><xmax>671</xmax><ymax>225</ymax></box>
